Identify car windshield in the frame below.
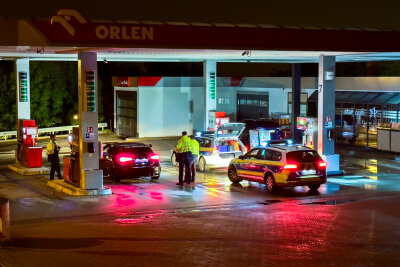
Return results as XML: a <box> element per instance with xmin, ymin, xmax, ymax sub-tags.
<box><xmin>286</xmin><ymin>150</ymin><xmax>322</xmax><ymax>163</ymax></box>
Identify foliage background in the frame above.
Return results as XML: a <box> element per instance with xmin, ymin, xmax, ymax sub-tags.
<box><xmin>0</xmin><ymin>61</ymin><xmax>104</xmax><ymax>131</ymax></box>
<box><xmin>0</xmin><ymin>60</ymin><xmax>400</xmax><ymax>131</ymax></box>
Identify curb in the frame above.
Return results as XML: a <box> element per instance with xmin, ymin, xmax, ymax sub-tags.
<box><xmin>47</xmin><ymin>180</ymin><xmax>112</xmax><ymax>196</ymax></box>
<box><xmin>8</xmin><ymin>164</ymin><xmax>50</xmax><ymax>175</ymax></box>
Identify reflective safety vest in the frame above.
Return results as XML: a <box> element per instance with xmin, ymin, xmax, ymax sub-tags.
<box><xmin>46</xmin><ymin>140</ymin><xmax>56</xmax><ymax>155</ymax></box>
<box><xmin>176</xmin><ymin>135</ymin><xmax>193</xmax><ymax>153</ymax></box>
<box><xmin>191</xmin><ymin>139</ymin><xmax>200</xmax><ymax>156</ymax></box>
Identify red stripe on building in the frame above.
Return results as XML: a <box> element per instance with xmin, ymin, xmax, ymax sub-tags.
<box><xmin>138</xmin><ymin>77</ymin><xmax>162</xmax><ymax>86</ymax></box>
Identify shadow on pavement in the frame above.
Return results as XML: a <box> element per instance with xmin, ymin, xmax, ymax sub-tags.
<box><xmin>6</xmin><ymin>237</ymin><xmax>102</xmax><ymax>250</ymax></box>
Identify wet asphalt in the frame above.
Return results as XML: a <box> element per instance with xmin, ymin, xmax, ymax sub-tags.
<box><xmin>0</xmin><ymin>135</ymin><xmax>400</xmax><ymax>266</ymax></box>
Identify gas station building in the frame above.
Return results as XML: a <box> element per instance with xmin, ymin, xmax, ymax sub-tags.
<box><xmin>3</xmin><ymin>5</ymin><xmax>400</xmax><ymax>192</ymax></box>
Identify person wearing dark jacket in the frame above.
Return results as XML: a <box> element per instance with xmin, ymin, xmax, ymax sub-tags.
<box><xmin>47</xmin><ymin>134</ymin><xmax>62</xmax><ymax>180</ymax></box>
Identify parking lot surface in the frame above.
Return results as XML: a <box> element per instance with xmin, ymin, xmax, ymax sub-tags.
<box><xmin>0</xmin><ymin>136</ymin><xmax>400</xmax><ymax>266</ymax></box>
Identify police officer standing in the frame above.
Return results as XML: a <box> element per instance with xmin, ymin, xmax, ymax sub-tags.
<box><xmin>189</xmin><ymin>135</ymin><xmax>199</xmax><ymax>182</ymax></box>
<box><xmin>174</xmin><ymin>131</ymin><xmax>193</xmax><ymax>185</ymax></box>
<box><xmin>47</xmin><ymin>134</ymin><xmax>62</xmax><ymax>180</ymax></box>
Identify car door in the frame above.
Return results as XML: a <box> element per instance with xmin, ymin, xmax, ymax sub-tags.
<box><xmin>265</xmin><ymin>149</ymin><xmax>282</xmax><ymax>173</ymax></box>
<box><xmin>237</xmin><ymin>148</ymin><xmax>260</xmax><ymax>178</ymax></box>
<box><xmin>254</xmin><ymin>148</ymin><xmax>272</xmax><ymax>176</ymax></box>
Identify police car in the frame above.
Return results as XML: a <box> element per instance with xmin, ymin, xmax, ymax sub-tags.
<box><xmin>227</xmin><ymin>144</ymin><xmax>327</xmax><ymax>192</ymax></box>
<box><xmin>171</xmin><ymin>123</ymin><xmax>247</xmax><ymax>172</ymax></box>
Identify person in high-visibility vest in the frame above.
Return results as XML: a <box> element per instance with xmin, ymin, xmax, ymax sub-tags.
<box><xmin>189</xmin><ymin>135</ymin><xmax>200</xmax><ymax>182</ymax></box>
<box><xmin>174</xmin><ymin>131</ymin><xmax>193</xmax><ymax>185</ymax></box>
<box><xmin>46</xmin><ymin>134</ymin><xmax>62</xmax><ymax>180</ymax></box>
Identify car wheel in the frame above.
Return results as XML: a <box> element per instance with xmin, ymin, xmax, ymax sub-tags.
<box><xmin>171</xmin><ymin>153</ymin><xmax>179</xmax><ymax>167</ymax></box>
<box><xmin>151</xmin><ymin>174</ymin><xmax>160</xmax><ymax>179</ymax></box>
<box><xmin>228</xmin><ymin>165</ymin><xmax>242</xmax><ymax>184</ymax></box>
<box><xmin>265</xmin><ymin>173</ymin><xmax>277</xmax><ymax>193</ymax></box>
<box><xmin>198</xmin><ymin>157</ymin><xmax>209</xmax><ymax>172</ymax></box>
<box><xmin>308</xmin><ymin>184</ymin><xmax>320</xmax><ymax>191</ymax></box>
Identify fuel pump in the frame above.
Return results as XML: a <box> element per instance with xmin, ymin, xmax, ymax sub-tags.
<box><xmin>63</xmin><ymin>127</ymin><xmax>81</xmax><ymax>186</ymax></box>
<box><xmin>297</xmin><ymin>117</ymin><xmax>318</xmax><ymax>149</ymax></box>
<box><xmin>16</xmin><ymin>119</ymin><xmax>42</xmax><ymax>168</ymax></box>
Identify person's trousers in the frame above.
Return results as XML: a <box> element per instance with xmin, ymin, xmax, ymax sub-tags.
<box><xmin>190</xmin><ymin>155</ymin><xmax>198</xmax><ymax>182</ymax></box>
<box><xmin>178</xmin><ymin>152</ymin><xmax>192</xmax><ymax>184</ymax></box>
<box><xmin>50</xmin><ymin>157</ymin><xmax>62</xmax><ymax>180</ymax></box>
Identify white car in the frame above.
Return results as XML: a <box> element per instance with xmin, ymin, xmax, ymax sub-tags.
<box><xmin>171</xmin><ymin>123</ymin><xmax>247</xmax><ymax>172</ymax></box>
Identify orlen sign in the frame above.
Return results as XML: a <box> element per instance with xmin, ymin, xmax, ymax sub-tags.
<box><xmin>33</xmin><ymin>9</ymin><xmax>154</xmax><ymax>45</ymax></box>
<box><xmin>95</xmin><ymin>25</ymin><xmax>153</xmax><ymax>41</ymax></box>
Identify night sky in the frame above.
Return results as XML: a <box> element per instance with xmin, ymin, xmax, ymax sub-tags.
<box><xmin>2</xmin><ymin>0</ymin><xmax>400</xmax><ymax>30</ymax></box>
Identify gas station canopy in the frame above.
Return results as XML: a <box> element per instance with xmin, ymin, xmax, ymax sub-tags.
<box><xmin>3</xmin><ymin>47</ymin><xmax>400</xmax><ymax>63</ymax></box>
<box><xmin>2</xmin><ymin>8</ymin><xmax>400</xmax><ymax>63</ymax></box>
<box><xmin>309</xmin><ymin>91</ymin><xmax>400</xmax><ymax>106</ymax></box>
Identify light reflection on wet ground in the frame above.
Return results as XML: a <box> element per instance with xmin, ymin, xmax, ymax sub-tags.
<box><xmin>4</xmin><ymin>143</ymin><xmax>400</xmax><ymax>223</ymax></box>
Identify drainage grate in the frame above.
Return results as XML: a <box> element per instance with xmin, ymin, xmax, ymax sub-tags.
<box><xmin>300</xmin><ymin>199</ymin><xmax>359</xmax><ymax>205</ymax></box>
<box><xmin>257</xmin><ymin>199</ymin><xmax>283</xmax><ymax>205</ymax></box>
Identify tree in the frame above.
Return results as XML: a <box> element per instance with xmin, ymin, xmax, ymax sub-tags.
<box><xmin>30</xmin><ymin>62</ymin><xmax>68</xmax><ymax>127</ymax></box>
<box><xmin>378</xmin><ymin>61</ymin><xmax>400</xmax><ymax>76</ymax></box>
<box><xmin>0</xmin><ymin>61</ymin><xmax>16</xmax><ymax>131</ymax></box>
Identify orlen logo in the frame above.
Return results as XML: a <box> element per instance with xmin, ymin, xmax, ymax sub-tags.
<box><xmin>50</xmin><ymin>9</ymin><xmax>87</xmax><ymax>36</ymax></box>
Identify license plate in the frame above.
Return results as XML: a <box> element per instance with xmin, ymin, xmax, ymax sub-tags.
<box><xmin>302</xmin><ymin>169</ymin><xmax>316</xmax><ymax>175</ymax></box>
<box><xmin>135</xmin><ymin>158</ymin><xmax>148</xmax><ymax>163</ymax></box>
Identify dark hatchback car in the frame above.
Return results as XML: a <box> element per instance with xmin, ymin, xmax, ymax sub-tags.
<box><xmin>100</xmin><ymin>143</ymin><xmax>161</xmax><ymax>182</ymax></box>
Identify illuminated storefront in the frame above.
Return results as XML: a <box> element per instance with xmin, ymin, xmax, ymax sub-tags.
<box><xmin>308</xmin><ymin>91</ymin><xmax>400</xmax><ymax>147</ymax></box>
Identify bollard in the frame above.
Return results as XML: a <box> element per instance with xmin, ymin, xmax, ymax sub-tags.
<box><xmin>0</xmin><ymin>197</ymin><xmax>10</xmax><ymax>242</ymax></box>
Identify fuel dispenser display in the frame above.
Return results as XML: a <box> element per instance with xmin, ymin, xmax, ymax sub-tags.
<box><xmin>63</xmin><ymin>127</ymin><xmax>81</xmax><ymax>186</ymax></box>
<box><xmin>16</xmin><ymin>120</ymin><xmax>42</xmax><ymax>168</ymax></box>
<box><xmin>297</xmin><ymin>117</ymin><xmax>317</xmax><ymax>149</ymax></box>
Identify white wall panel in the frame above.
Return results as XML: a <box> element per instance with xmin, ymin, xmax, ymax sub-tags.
<box><xmin>138</xmin><ymin>85</ymin><xmax>191</xmax><ymax>137</ymax></box>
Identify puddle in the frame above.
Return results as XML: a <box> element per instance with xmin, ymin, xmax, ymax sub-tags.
<box><xmin>114</xmin><ymin>203</ymin><xmax>261</xmax><ymax>224</ymax></box>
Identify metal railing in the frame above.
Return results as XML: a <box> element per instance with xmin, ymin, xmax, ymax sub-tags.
<box><xmin>0</xmin><ymin>123</ymin><xmax>108</xmax><ymax>140</ymax></box>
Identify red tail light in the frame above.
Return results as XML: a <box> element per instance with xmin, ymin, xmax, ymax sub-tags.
<box><xmin>283</xmin><ymin>163</ymin><xmax>298</xmax><ymax>170</ymax></box>
<box><xmin>116</xmin><ymin>153</ymin><xmax>134</xmax><ymax>165</ymax></box>
<box><xmin>318</xmin><ymin>161</ymin><xmax>327</xmax><ymax>168</ymax></box>
<box><xmin>150</xmin><ymin>154</ymin><xmax>160</xmax><ymax>160</ymax></box>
